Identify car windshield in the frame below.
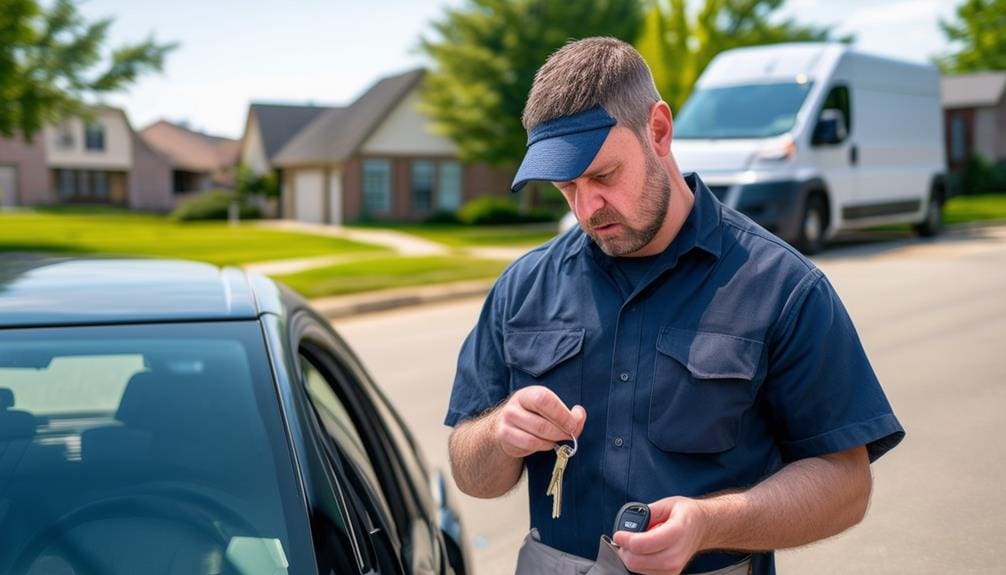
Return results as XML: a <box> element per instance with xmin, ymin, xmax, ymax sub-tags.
<box><xmin>674</xmin><ymin>81</ymin><xmax>814</xmax><ymax>139</ymax></box>
<box><xmin>0</xmin><ymin>321</ymin><xmax>312</xmax><ymax>575</ymax></box>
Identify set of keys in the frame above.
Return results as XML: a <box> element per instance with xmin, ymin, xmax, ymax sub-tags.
<box><xmin>545</xmin><ymin>433</ymin><xmax>577</xmax><ymax>518</ymax></box>
<box><xmin>545</xmin><ymin>431</ymin><xmax>652</xmax><ymax>537</ymax></box>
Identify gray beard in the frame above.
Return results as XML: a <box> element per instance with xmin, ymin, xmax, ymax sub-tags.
<box><xmin>586</xmin><ymin>153</ymin><xmax>671</xmax><ymax>257</ymax></box>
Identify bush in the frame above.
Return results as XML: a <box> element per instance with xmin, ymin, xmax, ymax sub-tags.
<box><xmin>170</xmin><ymin>190</ymin><xmax>262</xmax><ymax>221</ymax></box>
<box><xmin>457</xmin><ymin>196</ymin><xmax>556</xmax><ymax>225</ymax></box>
<box><xmin>235</xmin><ymin>164</ymin><xmax>280</xmax><ymax>199</ymax></box>
<box><xmin>424</xmin><ymin>210</ymin><xmax>461</xmax><ymax>224</ymax></box>
<box><xmin>958</xmin><ymin>154</ymin><xmax>1006</xmax><ymax>195</ymax></box>
<box><xmin>457</xmin><ymin>196</ymin><xmax>520</xmax><ymax>225</ymax></box>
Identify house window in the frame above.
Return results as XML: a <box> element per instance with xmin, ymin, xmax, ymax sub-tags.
<box><xmin>85</xmin><ymin>122</ymin><xmax>105</xmax><ymax>151</ymax></box>
<box><xmin>58</xmin><ymin>123</ymin><xmax>75</xmax><ymax>149</ymax></box>
<box><xmin>57</xmin><ymin>170</ymin><xmax>75</xmax><ymax>199</ymax></box>
<box><xmin>438</xmin><ymin>161</ymin><xmax>462</xmax><ymax>211</ymax></box>
<box><xmin>93</xmin><ymin>171</ymin><xmax>108</xmax><ymax>199</ymax></box>
<box><xmin>77</xmin><ymin>170</ymin><xmax>91</xmax><ymax>197</ymax></box>
<box><xmin>362</xmin><ymin>159</ymin><xmax>391</xmax><ymax>213</ymax></box>
<box><xmin>951</xmin><ymin>114</ymin><xmax>967</xmax><ymax>163</ymax></box>
<box><xmin>411</xmin><ymin>160</ymin><xmax>434</xmax><ymax>213</ymax></box>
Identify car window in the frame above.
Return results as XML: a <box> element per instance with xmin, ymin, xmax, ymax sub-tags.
<box><xmin>300</xmin><ymin>354</ymin><xmax>380</xmax><ymax>488</ymax></box>
<box><xmin>297</xmin><ymin>350</ymin><xmax>396</xmax><ymax>531</ymax></box>
<box><xmin>0</xmin><ymin>321</ymin><xmax>314</xmax><ymax>575</ymax></box>
<box><xmin>819</xmin><ymin>85</ymin><xmax>852</xmax><ymax>137</ymax></box>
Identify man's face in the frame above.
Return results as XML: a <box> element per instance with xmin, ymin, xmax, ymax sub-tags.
<box><xmin>554</xmin><ymin>126</ymin><xmax>671</xmax><ymax>257</ymax></box>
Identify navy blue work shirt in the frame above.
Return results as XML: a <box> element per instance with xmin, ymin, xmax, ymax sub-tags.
<box><xmin>445</xmin><ymin>173</ymin><xmax>904</xmax><ymax>574</ymax></box>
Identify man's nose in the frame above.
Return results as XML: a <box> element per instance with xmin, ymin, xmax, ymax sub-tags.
<box><xmin>575</xmin><ymin>181</ymin><xmax>607</xmax><ymax>219</ymax></box>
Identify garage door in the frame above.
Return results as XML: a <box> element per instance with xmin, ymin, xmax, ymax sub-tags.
<box><xmin>293</xmin><ymin>170</ymin><xmax>324</xmax><ymax>223</ymax></box>
<box><xmin>0</xmin><ymin>166</ymin><xmax>16</xmax><ymax>207</ymax></box>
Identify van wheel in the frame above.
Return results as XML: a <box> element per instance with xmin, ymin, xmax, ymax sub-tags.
<box><xmin>914</xmin><ymin>189</ymin><xmax>943</xmax><ymax>237</ymax></box>
<box><xmin>797</xmin><ymin>193</ymin><xmax>827</xmax><ymax>255</ymax></box>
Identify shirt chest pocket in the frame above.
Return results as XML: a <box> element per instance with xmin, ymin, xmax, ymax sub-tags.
<box><xmin>649</xmin><ymin>327</ymin><xmax>763</xmax><ymax>454</ymax></box>
<box><xmin>503</xmin><ymin>328</ymin><xmax>584</xmax><ymax>408</ymax></box>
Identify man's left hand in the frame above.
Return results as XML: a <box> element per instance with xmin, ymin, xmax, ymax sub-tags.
<box><xmin>612</xmin><ymin>496</ymin><xmax>708</xmax><ymax>575</ymax></box>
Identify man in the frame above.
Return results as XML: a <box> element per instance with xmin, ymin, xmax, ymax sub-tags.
<box><xmin>444</xmin><ymin>37</ymin><xmax>904</xmax><ymax>575</ymax></box>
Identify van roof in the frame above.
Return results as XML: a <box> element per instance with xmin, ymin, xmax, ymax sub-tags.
<box><xmin>695</xmin><ymin>42</ymin><xmax>938</xmax><ymax>94</ymax></box>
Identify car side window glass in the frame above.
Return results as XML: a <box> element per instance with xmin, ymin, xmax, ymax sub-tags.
<box><xmin>298</xmin><ymin>352</ymin><xmax>396</xmax><ymax>527</ymax></box>
<box><xmin>819</xmin><ymin>85</ymin><xmax>852</xmax><ymax>137</ymax></box>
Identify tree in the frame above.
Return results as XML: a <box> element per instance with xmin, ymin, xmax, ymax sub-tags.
<box><xmin>636</xmin><ymin>0</ymin><xmax>843</xmax><ymax>112</ymax></box>
<box><xmin>935</xmin><ymin>0</ymin><xmax>1006</xmax><ymax>73</ymax></box>
<box><xmin>0</xmin><ymin>0</ymin><xmax>176</xmax><ymax>140</ymax></box>
<box><xmin>419</xmin><ymin>0</ymin><xmax>644</xmax><ymax>168</ymax></box>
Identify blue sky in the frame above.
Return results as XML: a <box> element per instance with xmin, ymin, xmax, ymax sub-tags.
<box><xmin>78</xmin><ymin>0</ymin><xmax>960</xmax><ymax>140</ymax></box>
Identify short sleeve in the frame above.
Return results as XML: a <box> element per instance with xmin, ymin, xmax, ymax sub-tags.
<box><xmin>764</xmin><ymin>271</ymin><xmax>905</xmax><ymax>463</ymax></box>
<box><xmin>444</xmin><ymin>282</ymin><xmax>510</xmax><ymax>427</ymax></box>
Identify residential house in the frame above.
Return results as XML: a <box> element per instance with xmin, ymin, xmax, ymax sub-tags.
<box><xmin>0</xmin><ymin>106</ymin><xmax>173</xmax><ymax>211</ymax></box>
<box><xmin>0</xmin><ymin>132</ymin><xmax>47</xmax><ymax>208</ymax></box>
<box><xmin>941</xmin><ymin>72</ymin><xmax>1006</xmax><ymax>174</ymax></box>
<box><xmin>140</xmin><ymin>120</ymin><xmax>240</xmax><ymax>196</ymax></box>
<box><xmin>269</xmin><ymin>68</ymin><xmax>512</xmax><ymax>224</ymax></box>
<box><xmin>240</xmin><ymin>103</ymin><xmax>333</xmax><ymax>177</ymax></box>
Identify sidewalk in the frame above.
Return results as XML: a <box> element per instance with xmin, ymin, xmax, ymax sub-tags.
<box><xmin>255</xmin><ymin>220</ymin><xmax>449</xmax><ymax>256</ymax></box>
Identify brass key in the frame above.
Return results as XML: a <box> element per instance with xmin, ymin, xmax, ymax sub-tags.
<box><xmin>546</xmin><ymin>434</ymin><xmax>577</xmax><ymax>519</ymax></box>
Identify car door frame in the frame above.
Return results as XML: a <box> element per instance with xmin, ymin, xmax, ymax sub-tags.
<box><xmin>285</xmin><ymin>307</ymin><xmax>445</xmax><ymax>574</ymax></box>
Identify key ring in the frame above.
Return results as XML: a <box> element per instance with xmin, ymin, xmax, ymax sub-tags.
<box><xmin>555</xmin><ymin>433</ymin><xmax>577</xmax><ymax>457</ymax></box>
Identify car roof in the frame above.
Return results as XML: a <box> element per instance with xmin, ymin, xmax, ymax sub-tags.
<box><xmin>0</xmin><ymin>257</ymin><xmax>286</xmax><ymax>328</ymax></box>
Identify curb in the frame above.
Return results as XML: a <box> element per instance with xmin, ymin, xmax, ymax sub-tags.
<box><xmin>311</xmin><ymin>279</ymin><xmax>493</xmax><ymax>320</ymax></box>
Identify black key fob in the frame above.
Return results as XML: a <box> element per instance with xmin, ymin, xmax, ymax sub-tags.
<box><xmin>613</xmin><ymin>502</ymin><xmax>650</xmax><ymax>534</ymax></box>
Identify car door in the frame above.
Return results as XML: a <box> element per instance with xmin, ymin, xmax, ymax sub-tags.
<box><xmin>290</xmin><ymin>311</ymin><xmax>442</xmax><ymax>575</ymax></box>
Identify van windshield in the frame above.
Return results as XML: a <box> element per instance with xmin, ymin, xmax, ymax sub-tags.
<box><xmin>675</xmin><ymin>82</ymin><xmax>814</xmax><ymax>139</ymax></box>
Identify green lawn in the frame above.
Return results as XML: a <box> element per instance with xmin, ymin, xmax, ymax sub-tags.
<box><xmin>272</xmin><ymin>256</ymin><xmax>508</xmax><ymax>298</ymax></box>
<box><xmin>349</xmin><ymin>222</ymin><xmax>557</xmax><ymax>248</ymax></box>
<box><xmin>0</xmin><ymin>210</ymin><xmax>388</xmax><ymax>266</ymax></box>
<box><xmin>944</xmin><ymin>193</ymin><xmax>1006</xmax><ymax>225</ymax></box>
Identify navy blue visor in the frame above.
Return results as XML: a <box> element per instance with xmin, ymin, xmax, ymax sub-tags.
<box><xmin>511</xmin><ymin>106</ymin><xmax>616</xmax><ymax>192</ymax></box>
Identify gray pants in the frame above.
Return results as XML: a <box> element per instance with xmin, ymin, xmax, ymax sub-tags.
<box><xmin>514</xmin><ymin>529</ymin><xmax>751</xmax><ymax>575</ymax></box>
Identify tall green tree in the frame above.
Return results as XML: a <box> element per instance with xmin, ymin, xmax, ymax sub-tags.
<box><xmin>0</xmin><ymin>0</ymin><xmax>176</xmax><ymax>140</ymax></box>
<box><xmin>419</xmin><ymin>0</ymin><xmax>644</xmax><ymax>167</ymax></box>
<box><xmin>636</xmin><ymin>0</ymin><xmax>843</xmax><ymax>112</ymax></box>
<box><xmin>935</xmin><ymin>0</ymin><xmax>1006</xmax><ymax>72</ymax></box>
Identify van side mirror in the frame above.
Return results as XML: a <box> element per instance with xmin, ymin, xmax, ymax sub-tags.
<box><xmin>812</xmin><ymin>109</ymin><xmax>847</xmax><ymax>145</ymax></box>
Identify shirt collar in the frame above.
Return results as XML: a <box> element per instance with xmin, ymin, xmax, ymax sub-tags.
<box><xmin>684</xmin><ymin>171</ymin><xmax>724</xmax><ymax>259</ymax></box>
<box><xmin>577</xmin><ymin>171</ymin><xmax>723</xmax><ymax>270</ymax></box>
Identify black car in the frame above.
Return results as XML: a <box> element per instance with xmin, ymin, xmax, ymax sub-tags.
<box><xmin>0</xmin><ymin>257</ymin><xmax>469</xmax><ymax>575</ymax></box>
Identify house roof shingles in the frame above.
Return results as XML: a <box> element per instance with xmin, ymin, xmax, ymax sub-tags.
<box><xmin>139</xmin><ymin>120</ymin><xmax>238</xmax><ymax>172</ymax></box>
<box><xmin>273</xmin><ymin>68</ymin><xmax>425</xmax><ymax>167</ymax></box>
<box><xmin>250</xmin><ymin>104</ymin><xmax>335</xmax><ymax>161</ymax></box>
<box><xmin>941</xmin><ymin>72</ymin><xmax>1006</xmax><ymax>109</ymax></box>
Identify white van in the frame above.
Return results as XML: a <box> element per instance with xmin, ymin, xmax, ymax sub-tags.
<box><xmin>671</xmin><ymin>42</ymin><xmax>947</xmax><ymax>253</ymax></box>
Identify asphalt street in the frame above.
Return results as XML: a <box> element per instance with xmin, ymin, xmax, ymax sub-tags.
<box><xmin>333</xmin><ymin>224</ymin><xmax>1006</xmax><ymax>575</ymax></box>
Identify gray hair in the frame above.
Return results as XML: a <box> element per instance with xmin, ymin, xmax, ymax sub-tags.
<box><xmin>521</xmin><ymin>37</ymin><xmax>661</xmax><ymax>136</ymax></box>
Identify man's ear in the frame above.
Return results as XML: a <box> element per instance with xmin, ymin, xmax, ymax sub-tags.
<box><xmin>649</xmin><ymin>101</ymin><xmax>673</xmax><ymax>157</ymax></box>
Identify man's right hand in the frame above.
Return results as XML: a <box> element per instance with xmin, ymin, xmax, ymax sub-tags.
<box><xmin>491</xmin><ymin>385</ymin><xmax>587</xmax><ymax>458</ymax></box>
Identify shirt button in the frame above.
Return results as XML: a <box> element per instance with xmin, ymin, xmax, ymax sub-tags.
<box><xmin>619</xmin><ymin>372</ymin><xmax>630</xmax><ymax>382</ymax></box>
<box><xmin>613</xmin><ymin>437</ymin><xmax>624</xmax><ymax>447</ymax></box>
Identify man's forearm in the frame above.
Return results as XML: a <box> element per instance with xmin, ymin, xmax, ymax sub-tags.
<box><xmin>698</xmin><ymin>446</ymin><xmax>872</xmax><ymax>553</ymax></box>
<box><xmin>448</xmin><ymin>409</ymin><xmax>524</xmax><ymax>498</ymax></box>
